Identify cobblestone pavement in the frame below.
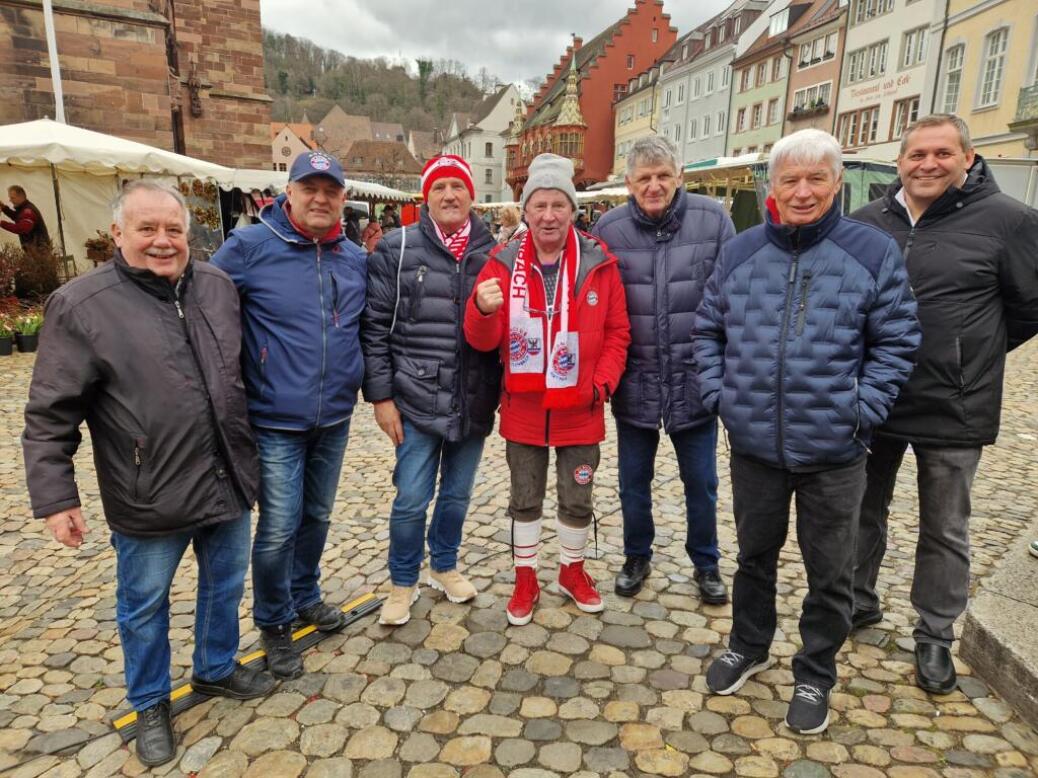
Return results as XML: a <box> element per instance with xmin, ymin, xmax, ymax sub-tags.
<box><xmin>2</xmin><ymin>343</ymin><xmax>1038</xmax><ymax>778</ymax></box>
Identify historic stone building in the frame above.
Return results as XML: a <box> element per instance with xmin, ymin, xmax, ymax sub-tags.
<box><xmin>0</xmin><ymin>0</ymin><xmax>272</xmax><ymax>168</ymax></box>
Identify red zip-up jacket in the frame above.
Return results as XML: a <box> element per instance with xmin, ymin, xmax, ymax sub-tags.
<box><xmin>465</xmin><ymin>230</ymin><xmax>630</xmax><ymax>447</ymax></box>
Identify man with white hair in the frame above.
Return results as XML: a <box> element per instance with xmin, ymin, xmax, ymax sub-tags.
<box><xmin>592</xmin><ymin>135</ymin><xmax>735</xmax><ymax>603</ymax></box>
<box><xmin>23</xmin><ymin>181</ymin><xmax>275</xmax><ymax>766</ymax></box>
<box><xmin>693</xmin><ymin>129</ymin><xmax>920</xmax><ymax>734</ymax></box>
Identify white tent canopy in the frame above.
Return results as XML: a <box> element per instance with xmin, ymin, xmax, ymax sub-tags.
<box><xmin>214</xmin><ymin>168</ymin><xmax>415</xmax><ymax>203</ymax></box>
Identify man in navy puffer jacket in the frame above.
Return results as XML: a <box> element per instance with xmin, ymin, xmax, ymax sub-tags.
<box><xmin>693</xmin><ymin>130</ymin><xmax>920</xmax><ymax>735</ymax></box>
<box><xmin>592</xmin><ymin>136</ymin><xmax>735</xmax><ymax>604</ymax></box>
<box><xmin>212</xmin><ymin>151</ymin><xmax>367</xmax><ymax>680</ymax></box>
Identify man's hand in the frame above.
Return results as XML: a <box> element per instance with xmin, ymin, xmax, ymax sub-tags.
<box><xmin>475</xmin><ymin>278</ymin><xmax>504</xmax><ymax>315</ymax></box>
<box><xmin>45</xmin><ymin>508</ymin><xmax>87</xmax><ymax>548</ymax></box>
<box><xmin>373</xmin><ymin>399</ymin><xmax>404</xmax><ymax>446</ymax></box>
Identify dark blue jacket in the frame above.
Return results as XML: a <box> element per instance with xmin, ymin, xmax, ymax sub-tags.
<box><xmin>693</xmin><ymin>203</ymin><xmax>920</xmax><ymax>470</ymax></box>
<box><xmin>592</xmin><ymin>188</ymin><xmax>735</xmax><ymax>433</ymax></box>
<box><xmin>211</xmin><ymin>195</ymin><xmax>367</xmax><ymax>431</ymax></box>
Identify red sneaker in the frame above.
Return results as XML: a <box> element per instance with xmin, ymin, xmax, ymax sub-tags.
<box><xmin>507</xmin><ymin>566</ymin><xmax>540</xmax><ymax>626</ymax></box>
<box><xmin>558</xmin><ymin>561</ymin><xmax>605</xmax><ymax>613</ymax></box>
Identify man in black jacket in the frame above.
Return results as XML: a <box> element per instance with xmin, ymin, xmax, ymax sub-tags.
<box><xmin>23</xmin><ymin>181</ymin><xmax>275</xmax><ymax>767</ymax></box>
<box><xmin>361</xmin><ymin>154</ymin><xmax>501</xmax><ymax>626</ymax></box>
<box><xmin>851</xmin><ymin>115</ymin><xmax>1038</xmax><ymax>694</ymax></box>
<box><xmin>1</xmin><ymin>184</ymin><xmax>51</xmax><ymax>250</ymax></box>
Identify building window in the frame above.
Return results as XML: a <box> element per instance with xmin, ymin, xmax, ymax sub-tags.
<box><xmin>747</xmin><ymin>145</ymin><xmax>758</xmax><ymax>153</ymax></box>
<box><xmin>703</xmin><ymin>115</ymin><xmax>711</xmax><ymax>136</ymax></box>
<box><xmin>799</xmin><ymin>32</ymin><xmax>840</xmax><ymax>69</ymax></box>
<box><xmin>853</xmin><ymin>0</ymin><xmax>894</xmax><ymax>25</ymax></box>
<box><xmin>664</xmin><ymin>89</ymin><xmax>672</xmax><ymax>108</ymax></box>
<box><xmin>740</xmin><ymin>68</ymin><xmax>751</xmax><ymax>92</ymax></box>
<box><xmin>942</xmin><ymin>45</ymin><xmax>964</xmax><ymax>113</ymax></box>
<box><xmin>792</xmin><ymin>81</ymin><xmax>833</xmax><ymax>111</ymax></box>
<box><xmin>693</xmin><ymin>77</ymin><xmax>701</xmax><ymax>98</ymax></box>
<box><xmin>751</xmin><ymin>103</ymin><xmax>763</xmax><ymax>129</ymax></box>
<box><xmin>677</xmin><ymin>84</ymin><xmax>685</xmax><ymax>104</ymax></box>
<box><xmin>769</xmin><ymin>8</ymin><xmax>789</xmax><ymax>37</ymax></box>
<box><xmin>707</xmin><ymin>71</ymin><xmax>715</xmax><ymax>93</ymax></box>
<box><xmin>682</xmin><ymin>44</ymin><xmax>689</xmax><ymax>59</ymax></box>
<box><xmin>485</xmin><ymin>194</ymin><xmax>493</xmax><ymax>203</ymax></box>
<box><xmin>485</xmin><ymin>142</ymin><xmax>493</xmax><ymax>157</ymax></box>
<box><xmin>847</xmin><ymin>40</ymin><xmax>889</xmax><ymax>83</ymax></box>
<box><xmin>890</xmin><ymin>95</ymin><xmax>920</xmax><ymax>139</ymax></box>
<box><xmin>734</xmin><ymin>16</ymin><xmax>741</xmax><ymax>36</ymax></box>
<box><xmin>756</xmin><ymin>62</ymin><xmax>768</xmax><ymax>86</ymax></box>
<box><xmin>484</xmin><ymin>169</ymin><xmax>493</xmax><ymax>184</ymax></box>
<box><xmin>689</xmin><ymin>119</ymin><xmax>698</xmax><ymax>140</ymax></box>
<box><xmin>722</xmin><ymin>66</ymin><xmax>731</xmax><ymax>88</ymax></box>
<box><xmin>767</xmin><ymin>98</ymin><xmax>779</xmax><ymax>125</ymax></box>
<box><xmin>717</xmin><ymin>111</ymin><xmax>726</xmax><ymax>134</ymax></box>
<box><xmin>901</xmin><ymin>27</ymin><xmax>928</xmax><ymax>69</ymax></box>
<box><xmin>772</xmin><ymin>56</ymin><xmax>783</xmax><ymax>81</ymax></box>
<box><xmin>978</xmin><ymin>27</ymin><xmax>1008</xmax><ymax>107</ymax></box>
<box><xmin>736</xmin><ymin>107</ymin><xmax>747</xmax><ymax>132</ymax></box>
<box><xmin>652</xmin><ymin>28</ymin><xmax>659</xmax><ymax>43</ymax></box>
<box><xmin>627</xmin><ymin>54</ymin><xmax>636</xmax><ymax>70</ymax></box>
<box><xmin>763</xmin><ymin>143</ymin><xmax>773</xmax><ymax>152</ymax></box>
<box><xmin>613</xmin><ymin>83</ymin><xmax>627</xmax><ymax>102</ymax></box>
<box><xmin>675</xmin><ymin>123</ymin><xmax>683</xmax><ymax>142</ymax></box>
<box><xmin>837</xmin><ymin>105</ymin><xmax>880</xmax><ymax>147</ymax></box>
<box><xmin>555</xmin><ymin>131</ymin><xmax>583</xmax><ymax>158</ymax></box>
<box><xmin>732</xmin><ymin>148</ymin><xmax>742</xmax><ymax>155</ymax></box>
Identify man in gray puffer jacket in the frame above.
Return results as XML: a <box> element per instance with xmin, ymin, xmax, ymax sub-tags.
<box><xmin>592</xmin><ymin>136</ymin><xmax>735</xmax><ymax>604</ymax></box>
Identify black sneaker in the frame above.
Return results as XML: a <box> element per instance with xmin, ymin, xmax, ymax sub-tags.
<box><xmin>614</xmin><ymin>555</ymin><xmax>651</xmax><ymax>597</ymax></box>
<box><xmin>694</xmin><ymin>567</ymin><xmax>729</xmax><ymax>605</ymax></box>
<box><xmin>851</xmin><ymin>608</ymin><xmax>883</xmax><ymax>630</ymax></box>
<box><xmin>785</xmin><ymin>683</ymin><xmax>831</xmax><ymax>734</ymax></box>
<box><xmin>135</xmin><ymin>700</ymin><xmax>175</xmax><ymax>767</ymax></box>
<box><xmin>260</xmin><ymin>623</ymin><xmax>303</xmax><ymax>680</ymax></box>
<box><xmin>296</xmin><ymin>600</ymin><xmax>348</xmax><ymax>632</ymax></box>
<box><xmin>706</xmin><ymin>649</ymin><xmax>772</xmax><ymax>695</ymax></box>
<box><xmin>192</xmin><ymin>663</ymin><xmax>277</xmax><ymax>699</ymax></box>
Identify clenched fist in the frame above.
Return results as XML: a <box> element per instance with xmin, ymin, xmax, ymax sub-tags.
<box><xmin>475</xmin><ymin>278</ymin><xmax>504</xmax><ymax>315</ymax></box>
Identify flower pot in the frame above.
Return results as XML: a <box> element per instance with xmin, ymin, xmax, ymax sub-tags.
<box><xmin>0</xmin><ymin>336</ymin><xmax>12</xmax><ymax>356</ymax></box>
<box><xmin>15</xmin><ymin>333</ymin><xmax>38</xmax><ymax>353</ymax></box>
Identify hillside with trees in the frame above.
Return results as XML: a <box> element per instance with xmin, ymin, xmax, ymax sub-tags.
<box><xmin>263</xmin><ymin>30</ymin><xmax>503</xmax><ymax>131</ymax></box>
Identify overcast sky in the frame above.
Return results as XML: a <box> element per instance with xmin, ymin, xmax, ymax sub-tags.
<box><xmin>260</xmin><ymin>0</ymin><xmax>734</xmax><ymax>85</ymax></box>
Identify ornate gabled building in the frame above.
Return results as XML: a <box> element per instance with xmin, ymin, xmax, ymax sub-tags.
<box><xmin>506</xmin><ymin>0</ymin><xmax>678</xmax><ymax>197</ymax></box>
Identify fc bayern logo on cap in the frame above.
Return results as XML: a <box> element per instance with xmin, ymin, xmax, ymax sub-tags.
<box><xmin>310</xmin><ymin>154</ymin><xmax>332</xmax><ymax>171</ymax></box>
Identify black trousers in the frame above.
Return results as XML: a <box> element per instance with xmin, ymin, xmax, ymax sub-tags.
<box><xmin>728</xmin><ymin>452</ymin><xmax>866</xmax><ymax>689</ymax></box>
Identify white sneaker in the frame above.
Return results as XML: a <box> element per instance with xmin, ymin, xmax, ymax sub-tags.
<box><xmin>427</xmin><ymin>569</ymin><xmax>477</xmax><ymax>603</ymax></box>
<box><xmin>379</xmin><ymin>585</ymin><xmax>419</xmax><ymax>625</ymax></box>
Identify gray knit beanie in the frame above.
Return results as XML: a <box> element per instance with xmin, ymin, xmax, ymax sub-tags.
<box><xmin>521</xmin><ymin>153</ymin><xmax>578</xmax><ymax>211</ymax></box>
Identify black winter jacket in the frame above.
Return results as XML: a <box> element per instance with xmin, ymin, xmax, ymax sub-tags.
<box><xmin>23</xmin><ymin>254</ymin><xmax>260</xmax><ymax>536</ymax></box>
<box><xmin>852</xmin><ymin>156</ymin><xmax>1038</xmax><ymax>446</ymax></box>
<box><xmin>361</xmin><ymin>208</ymin><xmax>502</xmax><ymax>441</ymax></box>
<box><xmin>592</xmin><ymin>188</ymin><xmax>735</xmax><ymax>433</ymax></box>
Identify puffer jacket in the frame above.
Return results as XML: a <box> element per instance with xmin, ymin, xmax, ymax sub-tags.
<box><xmin>693</xmin><ymin>202</ymin><xmax>921</xmax><ymax>470</ymax></box>
<box><xmin>361</xmin><ymin>207</ymin><xmax>501</xmax><ymax>441</ymax></box>
<box><xmin>465</xmin><ymin>230</ymin><xmax>631</xmax><ymax>447</ymax></box>
<box><xmin>592</xmin><ymin>188</ymin><xmax>735</xmax><ymax>433</ymax></box>
<box><xmin>23</xmin><ymin>254</ymin><xmax>259</xmax><ymax>536</ymax></box>
<box><xmin>211</xmin><ymin>195</ymin><xmax>367</xmax><ymax>431</ymax></box>
<box><xmin>852</xmin><ymin>155</ymin><xmax>1038</xmax><ymax>446</ymax></box>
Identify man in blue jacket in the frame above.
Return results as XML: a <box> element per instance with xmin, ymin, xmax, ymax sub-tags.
<box><xmin>592</xmin><ymin>136</ymin><xmax>734</xmax><ymax>604</ymax></box>
<box><xmin>693</xmin><ymin>129</ymin><xmax>920</xmax><ymax>735</ymax></box>
<box><xmin>212</xmin><ymin>151</ymin><xmax>367</xmax><ymax>679</ymax></box>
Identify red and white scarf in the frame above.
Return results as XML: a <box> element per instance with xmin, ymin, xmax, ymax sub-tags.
<box><xmin>507</xmin><ymin>227</ymin><xmax>581</xmax><ymax>408</ymax></box>
<box><xmin>433</xmin><ymin>218</ymin><xmax>471</xmax><ymax>261</ymax></box>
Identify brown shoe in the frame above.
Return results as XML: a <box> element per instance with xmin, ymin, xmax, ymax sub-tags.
<box><xmin>428</xmin><ymin>569</ymin><xmax>477</xmax><ymax>603</ymax></box>
<box><xmin>379</xmin><ymin>585</ymin><xmax>419</xmax><ymax>626</ymax></box>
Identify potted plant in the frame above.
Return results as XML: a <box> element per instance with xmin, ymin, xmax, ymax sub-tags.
<box><xmin>0</xmin><ymin>315</ymin><xmax>13</xmax><ymax>357</ymax></box>
<box><xmin>15</xmin><ymin>308</ymin><xmax>43</xmax><ymax>353</ymax></box>
<box><xmin>84</xmin><ymin>230</ymin><xmax>115</xmax><ymax>265</ymax></box>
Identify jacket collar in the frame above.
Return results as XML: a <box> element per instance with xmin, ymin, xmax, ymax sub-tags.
<box><xmin>764</xmin><ymin>199</ymin><xmax>842</xmax><ymax>252</ymax></box>
<box><xmin>628</xmin><ymin>187</ymin><xmax>686</xmax><ymax>241</ymax></box>
<box><xmin>881</xmin><ymin>154</ymin><xmax>999</xmax><ymax>225</ymax></box>
<box><xmin>258</xmin><ymin>194</ymin><xmax>347</xmax><ymax>246</ymax></box>
<box><xmin>112</xmin><ymin>249</ymin><xmax>191</xmax><ymax>301</ymax></box>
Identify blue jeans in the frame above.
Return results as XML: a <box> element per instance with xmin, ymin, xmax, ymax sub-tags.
<box><xmin>112</xmin><ymin>511</ymin><xmax>251</xmax><ymax>711</ymax></box>
<box><xmin>389</xmin><ymin>419</ymin><xmax>485</xmax><ymax>586</ymax></box>
<box><xmin>252</xmin><ymin>420</ymin><xmax>350</xmax><ymax>628</ymax></box>
<box><xmin>616</xmin><ymin>419</ymin><xmax>720</xmax><ymax>569</ymax></box>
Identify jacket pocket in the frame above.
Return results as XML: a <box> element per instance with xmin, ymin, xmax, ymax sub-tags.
<box><xmin>394</xmin><ymin>355</ymin><xmax>440</xmax><ymax>416</ymax></box>
<box><xmin>258</xmin><ymin>342</ymin><xmax>270</xmax><ymax>402</ymax></box>
<box><xmin>131</xmin><ymin>435</ymin><xmax>150</xmax><ymax>502</ymax></box>
<box><xmin>409</xmin><ymin>265</ymin><xmax>428</xmax><ymax>322</ymax></box>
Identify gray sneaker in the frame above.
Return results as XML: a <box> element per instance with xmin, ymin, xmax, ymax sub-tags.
<box><xmin>705</xmin><ymin>649</ymin><xmax>773</xmax><ymax>695</ymax></box>
<box><xmin>785</xmin><ymin>683</ymin><xmax>831</xmax><ymax>734</ymax></box>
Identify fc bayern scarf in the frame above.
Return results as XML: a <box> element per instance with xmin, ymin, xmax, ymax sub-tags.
<box><xmin>432</xmin><ymin>217</ymin><xmax>471</xmax><ymax>261</ymax></box>
<box><xmin>507</xmin><ymin>226</ymin><xmax>581</xmax><ymax>408</ymax></box>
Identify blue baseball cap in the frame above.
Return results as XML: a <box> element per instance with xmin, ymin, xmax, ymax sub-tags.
<box><xmin>289</xmin><ymin>151</ymin><xmax>345</xmax><ymax>186</ymax></box>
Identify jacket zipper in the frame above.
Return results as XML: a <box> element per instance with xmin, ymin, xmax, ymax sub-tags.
<box><xmin>410</xmin><ymin>265</ymin><xmax>427</xmax><ymax>321</ymax></box>
<box><xmin>315</xmin><ymin>240</ymin><xmax>327</xmax><ymax>427</ymax></box>
<box><xmin>133</xmin><ymin>440</ymin><xmax>143</xmax><ymax>500</ymax></box>
<box><xmin>533</xmin><ymin>261</ymin><xmax>554</xmax><ymax>445</ymax></box>
<box><xmin>775</xmin><ymin>251</ymin><xmax>800</xmax><ymax>468</ymax></box>
<box><xmin>902</xmin><ymin>226</ymin><xmax>917</xmax><ymax>263</ymax></box>
<box><xmin>454</xmin><ymin>260</ymin><xmax>466</xmax><ymax>437</ymax></box>
<box><xmin>955</xmin><ymin>336</ymin><xmax>964</xmax><ymax>392</ymax></box>
<box><xmin>330</xmin><ymin>273</ymin><xmax>340</xmax><ymax>328</ymax></box>
<box><xmin>795</xmin><ymin>272</ymin><xmax>813</xmax><ymax>337</ymax></box>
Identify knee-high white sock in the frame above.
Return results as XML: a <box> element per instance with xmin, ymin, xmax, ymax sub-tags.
<box><xmin>557</xmin><ymin>522</ymin><xmax>589</xmax><ymax>566</ymax></box>
<box><xmin>512</xmin><ymin>519</ymin><xmax>541</xmax><ymax>568</ymax></box>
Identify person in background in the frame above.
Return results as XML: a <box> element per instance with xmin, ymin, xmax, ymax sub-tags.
<box><xmin>496</xmin><ymin>205</ymin><xmax>522</xmax><ymax>244</ymax></box>
<box><xmin>1</xmin><ymin>185</ymin><xmax>51</xmax><ymax>250</ymax></box>
<box><xmin>344</xmin><ymin>207</ymin><xmax>362</xmax><ymax>246</ymax></box>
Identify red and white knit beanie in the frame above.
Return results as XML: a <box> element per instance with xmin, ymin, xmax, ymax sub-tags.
<box><xmin>421</xmin><ymin>155</ymin><xmax>475</xmax><ymax>201</ymax></box>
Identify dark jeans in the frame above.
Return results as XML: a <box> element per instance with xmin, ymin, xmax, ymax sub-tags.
<box><xmin>388</xmin><ymin>419</ymin><xmax>485</xmax><ymax>586</ymax></box>
<box><xmin>252</xmin><ymin>420</ymin><xmax>350</xmax><ymax>628</ymax></box>
<box><xmin>729</xmin><ymin>452</ymin><xmax>866</xmax><ymax>689</ymax></box>
<box><xmin>853</xmin><ymin>435</ymin><xmax>982</xmax><ymax>646</ymax></box>
<box><xmin>506</xmin><ymin>442</ymin><xmax>600</xmax><ymax>527</ymax></box>
<box><xmin>616</xmin><ymin>419</ymin><xmax>720</xmax><ymax>569</ymax></box>
<box><xmin>112</xmin><ymin>511</ymin><xmax>251</xmax><ymax>711</ymax></box>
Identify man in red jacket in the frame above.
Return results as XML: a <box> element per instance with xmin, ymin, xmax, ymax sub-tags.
<box><xmin>465</xmin><ymin>153</ymin><xmax>630</xmax><ymax>625</ymax></box>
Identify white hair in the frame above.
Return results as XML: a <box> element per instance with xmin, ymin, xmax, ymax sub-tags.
<box><xmin>112</xmin><ymin>180</ymin><xmax>190</xmax><ymax>229</ymax></box>
<box><xmin>626</xmin><ymin>135</ymin><xmax>681</xmax><ymax>179</ymax></box>
<box><xmin>768</xmin><ymin>129</ymin><xmax>843</xmax><ymax>182</ymax></box>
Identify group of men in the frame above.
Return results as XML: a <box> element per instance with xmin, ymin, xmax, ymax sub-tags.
<box><xmin>21</xmin><ymin>112</ymin><xmax>1038</xmax><ymax>765</ymax></box>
